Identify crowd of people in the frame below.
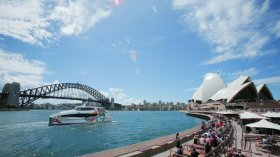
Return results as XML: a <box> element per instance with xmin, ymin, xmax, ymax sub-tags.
<box><xmin>197</xmin><ymin>114</ymin><xmax>231</xmax><ymax>154</ymax></box>
<box><xmin>174</xmin><ymin>113</ymin><xmax>232</xmax><ymax>157</ymax></box>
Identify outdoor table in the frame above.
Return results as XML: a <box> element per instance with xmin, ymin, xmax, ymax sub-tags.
<box><xmin>184</xmin><ymin>150</ymin><xmax>205</xmax><ymax>157</ymax></box>
<box><xmin>185</xmin><ymin>144</ymin><xmax>205</xmax><ymax>150</ymax></box>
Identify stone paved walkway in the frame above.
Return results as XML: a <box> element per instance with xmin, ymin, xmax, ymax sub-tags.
<box><xmin>232</xmin><ymin>120</ymin><xmax>243</xmax><ymax>150</ymax></box>
<box><xmin>152</xmin><ymin>139</ymin><xmax>193</xmax><ymax>157</ymax></box>
<box><xmin>231</xmin><ymin>120</ymin><xmax>280</xmax><ymax>157</ymax></box>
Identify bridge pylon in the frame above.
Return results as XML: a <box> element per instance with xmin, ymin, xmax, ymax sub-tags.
<box><xmin>1</xmin><ymin>82</ymin><xmax>20</xmax><ymax>106</ymax></box>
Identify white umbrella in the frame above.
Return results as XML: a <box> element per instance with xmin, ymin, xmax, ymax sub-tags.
<box><xmin>261</xmin><ymin>112</ymin><xmax>280</xmax><ymax>118</ymax></box>
<box><xmin>239</xmin><ymin>111</ymin><xmax>268</xmax><ymax>119</ymax></box>
<box><xmin>217</xmin><ymin>110</ymin><xmax>239</xmax><ymax>115</ymax></box>
<box><xmin>245</xmin><ymin>119</ymin><xmax>280</xmax><ymax>131</ymax></box>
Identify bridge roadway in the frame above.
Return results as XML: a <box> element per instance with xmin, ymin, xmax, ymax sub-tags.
<box><xmin>80</xmin><ymin>111</ymin><xmax>212</xmax><ymax>157</ymax></box>
<box><xmin>19</xmin><ymin>94</ymin><xmax>106</xmax><ymax>104</ymax></box>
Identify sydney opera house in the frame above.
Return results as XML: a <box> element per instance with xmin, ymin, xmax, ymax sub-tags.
<box><xmin>189</xmin><ymin>73</ymin><xmax>279</xmax><ymax>110</ymax></box>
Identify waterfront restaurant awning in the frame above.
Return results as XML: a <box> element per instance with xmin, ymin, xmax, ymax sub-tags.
<box><xmin>261</xmin><ymin>112</ymin><xmax>280</xmax><ymax>118</ymax></box>
<box><xmin>239</xmin><ymin>112</ymin><xmax>268</xmax><ymax>119</ymax></box>
<box><xmin>216</xmin><ymin>110</ymin><xmax>239</xmax><ymax>115</ymax></box>
<box><xmin>245</xmin><ymin>119</ymin><xmax>280</xmax><ymax>131</ymax></box>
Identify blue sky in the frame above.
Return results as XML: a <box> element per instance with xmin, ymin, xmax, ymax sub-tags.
<box><xmin>0</xmin><ymin>0</ymin><xmax>280</xmax><ymax>105</ymax></box>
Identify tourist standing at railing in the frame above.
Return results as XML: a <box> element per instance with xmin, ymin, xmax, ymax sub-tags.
<box><xmin>193</xmin><ymin>134</ymin><xmax>199</xmax><ymax>144</ymax></box>
<box><xmin>205</xmin><ymin>129</ymin><xmax>211</xmax><ymax>137</ymax></box>
<box><xmin>175</xmin><ymin>133</ymin><xmax>181</xmax><ymax>148</ymax></box>
<box><xmin>216</xmin><ymin>121</ymin><xmax>220</xmax><ymax>128</ymax></box>
<box><xmin>206</xmin><ymin>135</ymin><xmax>212</xmax><ymax>146</ymax></box>
<box><xmin>201</xmin><ymin>121</ymin><xmax>206</xmax><ymax>129</ymax></box>
<box><xmin>217</xmin><ymin>134</ymin><xmax>223</xmax><ymax>143</ymax></box>
<box><xmin>205</xmin><ymin>142</ymin><xmax>211</xmax><ymax>154</ymax></box>
<box><xmin>220</xmin><ymin>120</ymin><xmax>224</xmax><ymax>127</ymax></box>
<box><xmin>211</xmin><ymin>134</ymin><xmax>218</xmax><ymax>147</ymax></box>
<box><xmin>199</xmin><ymin>134</ymin><xmax>206</xmax><ymax>146</ymax></box>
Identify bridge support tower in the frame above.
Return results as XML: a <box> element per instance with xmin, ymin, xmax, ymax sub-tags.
<box><xmin>1</xmin><ymin>82</ymin><xmax>20</xmax><ymax>106</ymax></box>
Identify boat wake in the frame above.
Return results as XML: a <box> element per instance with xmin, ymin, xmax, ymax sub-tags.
<box><xmin>0</xmin><ymin>121</ymin><xmax>48</xmax><ymax>131</ymax></box>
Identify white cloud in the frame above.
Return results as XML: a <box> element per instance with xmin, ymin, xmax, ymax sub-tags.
<box><xmin>50</xmin><ymin>0</ymin><xmax>111</xmax><ymax>36</ymax></box>
<box><xmin>129</xmin><ymin>50</ymin><xmax>138</xmax><ymax>62</ymax></box>
<box><xmin>125</xmin><ymin>37</ymin><xmax>131</xmax><ymax>44</ymax></box>
<box><xmin>111</xmin><ymin>37</ymin><xmax>131</xmax><ymax>49</ymax></box>
<box><xmin>172</xmin><ymin>0</ymin><xmax>199</xmax><ymax>9</ymax></box>
<box><xmin>0</xmin><ymin>0</ymin><xmax>53</xmax><ymax>46</ymax></box>
<box><xmin>271</xmin><ymin>21</ymin><xmax>280</xmax><ymax>38</ymax></box>
<box><xmin>0</xmin><ymin>49</ymin><xmax>49</xmax><ymax>89</ymax></box>
<box><xmin>0</xmin><ymin>71</ymin><xmax>44</xmax><ymax>90</ymax></box>
<box><xmin>172</xmin><ymin>0</ymin><xmax>280</xmax><ymax>64</ymax></box>
<box><xmin>214</xmin><ymin>68</ymin><xmax>259</xmax><ymax>82</ymax></box>
<box><xmin>151</xmin><ymin>36</ymin><xmax>166</xmax><ymax>44</ymax></box>
<box><xmin>228</xmin><ymin>68</ymin><xmax>259</xmax><ymax>78</ymax></box>
<box><xmin>80</xmin><ymin>70</ymin><xmax>88</xmax><ymax>75</ymax></box>
<box><xmin>0</xmin><ymin>0</ymin><xmax>111</xmax><ymax>45</ymax></box>
<box><xmin>185</xmin><ymin>87</ymin><xmax>197</xmax><ymax>92</ymax></box>
<box><xmin>0</xmin><ymin>49</ymin><xmax>46</xmax><ymax>75</ymax></box>
<box><xmin>254</xmin><ymin>76</ymin><xmax>280</xmax><ymax>85</ymax></box>
<box><xmin>101</xmin><ymin>88</ymin><xmax>142</xmax><ymax>105</ymax></box>
<box><xmin>108</xmin><ymin>0</ymin><xmax>125</xmax><ymax>7</ymax></box>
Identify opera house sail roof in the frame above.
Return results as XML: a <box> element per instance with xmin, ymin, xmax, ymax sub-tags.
<box><xmin>192</xmin><ymin>73</ymin><xmax>226</xmax><ymax>103</ymax></box>
<box><xmin>191</xmin><ymin>73</ymin><xmax>274</xmax><ymax>104</ymax></box>
<box><xmin>257</xmin><ymin>84</ymin><xmax>274</xmax><ymax>100</ymax></box>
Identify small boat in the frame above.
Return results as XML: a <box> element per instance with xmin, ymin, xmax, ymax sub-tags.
<box><xmin>49</xmin><ymin>102</ymin><xmax>112</xmax><ymax>125</ymax></box>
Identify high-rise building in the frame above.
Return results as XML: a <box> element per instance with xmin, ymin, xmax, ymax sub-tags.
<box><xmin>143</xmin><ymin>100</ymin><xmax>147</xmax><ymax>105</ymax></box>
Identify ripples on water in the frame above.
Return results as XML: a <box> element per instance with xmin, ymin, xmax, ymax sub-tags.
<box><xmin>0</xmin><ymin>110</ymin><xmax>203</xmax><ymax>157</ymax></box>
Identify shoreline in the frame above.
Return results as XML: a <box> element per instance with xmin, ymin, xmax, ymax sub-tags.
<box><xmin>80</xmin><ymin>111</ymin><xmax>211</xmax><ymax>157</ymax></box>
<box><xmin>0</xmin><ymin>108</ymin><xmax>29</xmax><ymax>111</ymax></box>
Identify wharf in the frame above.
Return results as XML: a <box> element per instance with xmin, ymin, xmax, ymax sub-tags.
<box><xmin>80</xmin><ymin>112</ymin><xmax>211</xmax><ymax>157</ymax></box>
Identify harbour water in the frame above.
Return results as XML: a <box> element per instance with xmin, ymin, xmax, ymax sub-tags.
<box><xmin>0</xmin><ymin>110</ymin><xmax>202</xmax><ymax>157</ymax></box>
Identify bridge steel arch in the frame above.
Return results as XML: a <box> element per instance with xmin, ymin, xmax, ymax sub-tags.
<box><xmin>19</xmin><ymin>83</ymin><xmax>107</xmax><ymax>106</ymax></box>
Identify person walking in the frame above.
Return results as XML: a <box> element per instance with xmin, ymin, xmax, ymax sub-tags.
<box><xmin>176</xmin><ymin>133</ymin><xmax>181</xmax><ymax>148</ymax></box>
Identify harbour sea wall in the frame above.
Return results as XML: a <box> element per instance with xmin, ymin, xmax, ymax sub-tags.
<box><xmin>80</xmin><ymin>111</ymin><xmax>211</xmax><ymax>157</ymax></box>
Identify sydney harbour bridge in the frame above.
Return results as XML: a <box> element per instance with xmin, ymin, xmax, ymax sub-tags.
<box><xmin>0</xmin><ymin>82</ymin><xmax>116</xmax><ymax>109</ymax></box>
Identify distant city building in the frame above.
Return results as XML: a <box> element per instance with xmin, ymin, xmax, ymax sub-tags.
<box><xmin>111</xmin><ymin>97</ymin><xmax>114</xmax><ymax>109</ymax></box>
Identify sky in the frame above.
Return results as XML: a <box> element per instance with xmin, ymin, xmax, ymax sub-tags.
<box><xmin>0</xmin><ymin>0</ymin><xmax>280</xmax><ymax>105</ymax></box>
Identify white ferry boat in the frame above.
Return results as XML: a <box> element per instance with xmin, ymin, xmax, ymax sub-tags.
<box><xmin>49</xmin><ymin>102</ymin><xmax>112</xmax><ymax>125</ymax></box>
